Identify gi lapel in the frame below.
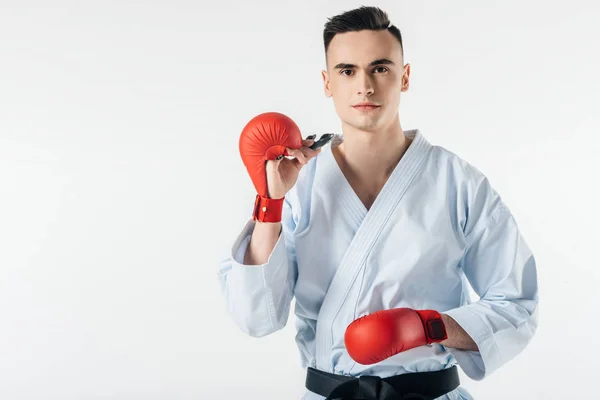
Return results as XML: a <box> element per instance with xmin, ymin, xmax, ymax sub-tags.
<box><xmin>317</xmin><ymin>134</ymin><xmax>368</xmax><ymax>232</ymax></box>
<box><xmin>315</xmin><ymin>129</ymin><xmax>432</xmax><ymax>371</ymax></box>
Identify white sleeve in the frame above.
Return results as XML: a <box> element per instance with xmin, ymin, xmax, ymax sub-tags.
<box><xmin>217</xmin><ymin>197</ymin><xmax>298</xmax><ymax>337</ymax></box>
<box><xmin>444</xmin><ymin>177</ymin><xmax>539</xmax><ymax>380</ymax></box>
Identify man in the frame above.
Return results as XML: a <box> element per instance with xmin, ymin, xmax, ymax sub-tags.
<box><xmin>218</xmin><ymin>6</ymin><xmax>538</xmax><ymax>400</ymax></box>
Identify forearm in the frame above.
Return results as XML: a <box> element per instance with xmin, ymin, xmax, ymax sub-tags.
<box><xmin>440</xmin><ymin>313</ymin><xmax>479</xmax><ymax>351</ymax></box>
<box><xmin>244</xmin><ymin>221</ymin><xmax>282</xmax><ymax>265</ymax></box>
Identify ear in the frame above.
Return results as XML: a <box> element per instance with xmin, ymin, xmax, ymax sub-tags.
<box><xmin>321</xmin><ymin>70</ymin><xmax>332</xmax><ymax>97</ymax></box>
<box><xmin>401</xmin><ymin>63</ymin><xmax>411</xmax><ymax>92</ymax></box>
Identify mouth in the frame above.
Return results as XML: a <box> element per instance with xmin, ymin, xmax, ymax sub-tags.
<box><xmin>352</xmin><ymin>105</ymin><xmax>381</xmax><ymax>111</ymax></box>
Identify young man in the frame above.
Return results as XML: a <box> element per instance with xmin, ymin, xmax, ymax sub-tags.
<box><xmin>218</xmin><ymin>6</ymin><xmax>538</xmax><ymax>400</ymax></box>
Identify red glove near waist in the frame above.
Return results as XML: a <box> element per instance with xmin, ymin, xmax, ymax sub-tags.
<box><xmin>238</xmin><ymin>112</ymin><xmax>303</xmax><ymax>222</ymax></box>
<box><xmin>344</xmin><ymin>308</ymin><xmax>448</xmax><ymax>365</ymax></box>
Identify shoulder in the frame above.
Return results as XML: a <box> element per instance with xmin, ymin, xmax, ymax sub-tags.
<box><xmin>427</xmin><ymin>143</ymin><xmax>508</xmax><ymax>235</ymax></box>
<box><xmin>428</xmin><ymin>144</ymin><xmax>487</xmax><ymax>186</ymax></box>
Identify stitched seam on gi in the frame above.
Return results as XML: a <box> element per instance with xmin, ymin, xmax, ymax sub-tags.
<box><xmin>262</xmin><ymin>270</ymin><xmax>277</xmax><ymax>332</ymax></box>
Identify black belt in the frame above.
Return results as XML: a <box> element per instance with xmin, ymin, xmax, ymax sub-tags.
<box><xmin>305</xmin><ymin>366</ymin><xmax>460</xmax><ymax>400</ymax></box>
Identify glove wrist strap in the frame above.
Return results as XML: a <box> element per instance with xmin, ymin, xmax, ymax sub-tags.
<box><xmin>415</xmin><ymin>309</ymin><xmax>448</xmax><ymax>343</ymax></box>
<box><xmin>252</xmin><ymin>194</ymin><xmax>284</xmax><ymax>223</ymax></box>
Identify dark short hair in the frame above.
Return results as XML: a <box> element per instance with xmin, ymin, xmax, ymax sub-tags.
<box><xmin>323</xmin><ymin>6</ymin><xmax>403</xmax><ymax>59</ymax></box>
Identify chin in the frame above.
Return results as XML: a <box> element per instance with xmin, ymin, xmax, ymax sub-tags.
<box><xmin>339</xmin><ymin>112</ymin><xmax>386</xmax><ymax>133</ymax></box>
<box><xmin>351</xmin><ymin>119</ymin><xmax>382</xmax><ymax>133</ymax></box>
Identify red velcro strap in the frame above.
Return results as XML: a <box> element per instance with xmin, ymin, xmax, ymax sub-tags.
<box><xmin>415</xmin><ymin>309</ymin><xmax>448</xmax><ymax>343</ymax></box>
<box><xmin>252</xmin><ymin>194</ymin><xmax>285</xmax><ymax>223</ymax></box>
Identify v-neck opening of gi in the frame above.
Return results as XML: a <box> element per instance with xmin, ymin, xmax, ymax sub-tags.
<box><xmin>326</xmin><ymin>129</ymin><xmax>424</xmax><ymax>220</ymax></box>
<box><xmin>322</xmin><ymin>138</ymin><xmax>368</xmax><ymax>230</ymax></box>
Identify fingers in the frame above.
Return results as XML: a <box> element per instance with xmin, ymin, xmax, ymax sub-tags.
<box><xmin>285</xmin><ymin>147</ymin><xmax>308</xmax><ymax>165</ymax></box>
<box><xmin>303</xmin><ymin>144</ymin><xmax>322</xmax><ymax>159</ymax></box>
<box><xmin>302</xmin><ymin>134</ymin><xmax>316</xmax><ymax>147</ymax></box>
<box><xmin>288</xmin><ymin>143</ymin><xmax>323</xmax><ymax>163</ymax></box>
<box><xmin>279</xmin><ymin>135</ymin><xmax>322</xmax><ymax>167</ymax></box>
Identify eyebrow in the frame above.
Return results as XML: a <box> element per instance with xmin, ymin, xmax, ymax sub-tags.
<box><xmin>333</xmin><ymin>58</ymin><xmax>395</xmax><ymax>69</ymax></box>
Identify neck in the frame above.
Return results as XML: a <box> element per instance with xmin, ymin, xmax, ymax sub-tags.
<box><xmin>335</xmin><ymin>117</ymin><xmax>410</xmax><ymax>182</ymax></box>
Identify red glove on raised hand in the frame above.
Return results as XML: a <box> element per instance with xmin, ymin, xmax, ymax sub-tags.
<box><xmin>239</xmin><ymin>112</ymin><xmax>303</xmax><ymax>223</ymax></box>
<box><xmin>344</xmin><ymin>308</ymin><xmax>448</xmax><ymax>365</ymax></box>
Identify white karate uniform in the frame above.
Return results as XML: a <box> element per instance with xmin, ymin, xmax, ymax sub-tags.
<box><xmin>217</xmin><ymin>130</ymin><xmax>539</xmax><ymax>399</ymax></box>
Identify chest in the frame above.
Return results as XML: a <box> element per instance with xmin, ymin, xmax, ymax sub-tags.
<box><xmin>340</xmin><ymin>169</ymin><xmax>389</xmax><ymax>211</ymax></box>
<box><xmin>292</xmin><ymin>194</ymin><xmax>467</xmax><ymax>315</ymax></box>
<box><xmin>350</xmin><ymin>184</ymin><xmax>383</xmax><ymax>211</ymax></box>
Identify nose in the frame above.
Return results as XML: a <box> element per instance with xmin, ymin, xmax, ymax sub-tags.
<box><xmin>357</xmin><ymin>71</ymin><xmax>375</xmax><ymax>96</ymax></box>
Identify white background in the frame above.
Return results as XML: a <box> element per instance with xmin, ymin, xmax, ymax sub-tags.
<box><xmin>1</xmin><ymin>1</ymin><xmax>599</xmax><ymax>399</ymax></box>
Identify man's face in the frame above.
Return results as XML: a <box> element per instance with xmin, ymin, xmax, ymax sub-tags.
<box><xmin>322</xmin><ymin>29</ymin><xmax>410</xmax><ymax>133</ymax></box>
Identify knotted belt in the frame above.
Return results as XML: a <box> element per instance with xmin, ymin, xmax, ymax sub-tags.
<box><xmin>305</xmin><ymin>366</ymin><xmax>460</xmax><ymax>400</ymax></box>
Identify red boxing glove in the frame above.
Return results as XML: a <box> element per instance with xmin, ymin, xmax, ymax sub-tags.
<box><xmin>238</xmin><ymin>112</ymin><xmax>303</xmax><ymax>222</ymax></box>
<box><xmin>344</xmin><ymin>308</ymin><xmax>448</xmax><ymax>365</ymax></box>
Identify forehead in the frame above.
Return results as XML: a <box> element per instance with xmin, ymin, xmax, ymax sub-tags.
<box><xmin>327</xmin><ymin>29</ymin><xmax>402</xmax><ymax>67</ymax></box>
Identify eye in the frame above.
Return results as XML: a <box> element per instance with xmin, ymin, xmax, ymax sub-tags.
<box><xmin>339</xmin><ymin>67</ymin><xmax>388</xmax><ymax>76</ymax></box>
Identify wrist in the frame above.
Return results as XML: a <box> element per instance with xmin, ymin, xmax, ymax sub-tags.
<box><xmin>415</xmin><ymin>309</ymin><xmax>448</xmax><ymax>344</ymax></box>
<box><xmin>252</xmin><ymin>194</ymin><xmax>285</xmax><ymax>222</ymax></box>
